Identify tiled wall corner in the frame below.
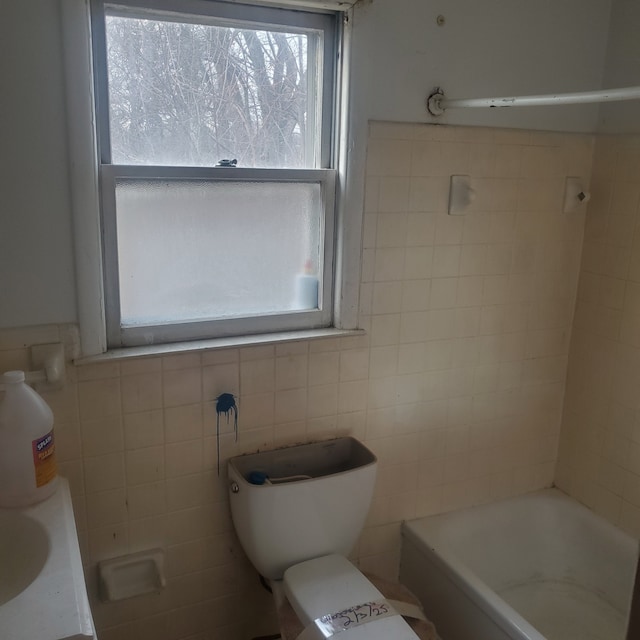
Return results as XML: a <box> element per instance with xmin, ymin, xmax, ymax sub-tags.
<box><xmin>555</xmin><ymin>134</ymin><xmax>640</xmax><ymax>534</ymax></box>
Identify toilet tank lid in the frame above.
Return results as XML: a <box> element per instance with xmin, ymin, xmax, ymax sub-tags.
<box><xmin>284</xmin><ymin>555</ymin><xmax>382</xmax><ymax>625</ymax></box>
<box><xmin>283</xmin><ymin>555</ymin><xmax>418</xmax><ymax>639</ymax></box>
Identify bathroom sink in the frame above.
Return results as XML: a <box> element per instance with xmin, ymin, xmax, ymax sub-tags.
<box><xmin>0</xmin><ymin>511</ymin><xmax>50</xmax><ymax>605</ymax></box>
<box><xmin>0</xmin><ymin>478</ymin><xmax>95</xmax><ymax>640</ymax></box>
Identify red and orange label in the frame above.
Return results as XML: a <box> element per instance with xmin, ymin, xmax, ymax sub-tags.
<box><xmin>32</xmin><ymin>430</ymin><xmax>57</xmax><ymax>488</ymax></box>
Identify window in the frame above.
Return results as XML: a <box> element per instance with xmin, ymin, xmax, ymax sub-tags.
<box><xmin>91</xmin><ymin>0</ymin><xmax>339</xmax><ymax>347</ymax></box>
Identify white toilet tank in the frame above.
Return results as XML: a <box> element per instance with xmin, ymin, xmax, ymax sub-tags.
<box><xmin>228</xmin><ymin>437</ymin><xmax>377</xmax><ymax>580</ymax></box>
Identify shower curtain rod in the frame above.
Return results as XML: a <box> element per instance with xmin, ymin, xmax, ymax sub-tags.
<box><xmin>427</xmin><ymin>86</ymin><xmax>640</xmax><ymax>116</ymax></box>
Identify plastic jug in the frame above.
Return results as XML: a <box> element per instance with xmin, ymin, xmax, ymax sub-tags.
<box><xmin>0</xmin><ymin>370</ymin><xmax>58</xmax><ymax>507</ymax></box>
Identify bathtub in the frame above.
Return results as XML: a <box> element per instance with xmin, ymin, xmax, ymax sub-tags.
<box><xmin>400</xmin><ymin>489</ymin><xmax>638</xmax><ymax>640</ymax></box>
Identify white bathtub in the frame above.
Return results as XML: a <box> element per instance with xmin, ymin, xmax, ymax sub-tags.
<box><xmin>400</xmin><ymin>489</ymin><xmax>637</xmax><ymax>640</ymax></box>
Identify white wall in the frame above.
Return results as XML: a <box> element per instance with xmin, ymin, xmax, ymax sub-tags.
<box><xmin>598</xmin><ymin>0</ymin><xmax>640</xmax><ymax>133</ymax></box>
<box><xmin>0</xmin><ymin>1</ymin><xmax>77</xmax><ymax>327</ymax></box>
<box><xmin>350</xmin><ymin>0</ymin><xmax>612</xmax><ymax>132</ymax></box>
<box><xmin>0</xmin><ymin>0</ymin><xmax>614</xmax><ymax>330</ymax></box>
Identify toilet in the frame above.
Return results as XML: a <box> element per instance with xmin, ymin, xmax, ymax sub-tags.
<box><xmin>227</xmin><ymin>437</ymin><xmax>427</xmax><ymax>639</ymax></box>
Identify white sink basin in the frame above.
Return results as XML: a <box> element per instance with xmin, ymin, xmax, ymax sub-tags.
<box><xmin>0</xmin><ymin>511</ymin><xmax>50</xmax><ymax>606</ymax></box>
<box><xmin>0</xmin><ymin>478</ymin><xmax>95</xmax><ymax>640</ymax></box>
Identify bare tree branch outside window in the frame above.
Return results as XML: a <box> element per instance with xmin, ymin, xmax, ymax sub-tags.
<box><xmin>106</xmin><ymin>16</ymin><xmax>316</xmax><ymax>168</ymax></box>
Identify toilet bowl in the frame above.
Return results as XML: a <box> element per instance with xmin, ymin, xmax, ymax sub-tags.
<box><xmin>227</xmin><ymin>437</ymin><xmax>424</xmax><ymax>639</ymax></box>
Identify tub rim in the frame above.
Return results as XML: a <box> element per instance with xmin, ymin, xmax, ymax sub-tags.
<box><xmin>402</xmin><ymin>521</ymin><xmax>545</xmax><ymax>640</ymax></box>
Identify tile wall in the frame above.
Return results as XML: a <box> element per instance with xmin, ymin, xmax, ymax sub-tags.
<box><xmin>555</xmin><ymin>134</ymin><xmax>640</xmax><ymax>534</ymax></box>
<box><xmin>0</xmin><ymin>124</ymin><xmax>594</xmax><ymax>640</ymax></box>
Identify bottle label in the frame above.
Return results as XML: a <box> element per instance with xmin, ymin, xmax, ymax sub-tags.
<box><xmin>32</xmin><ymin>430</ymin><xmax>57</xmax><ymax>488</ymax></box>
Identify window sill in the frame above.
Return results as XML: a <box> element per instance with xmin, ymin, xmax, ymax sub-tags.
<box><xmin>74</xmin><ymin>327</ymin><xmax>365</xmax><ymax>365</ymax></box>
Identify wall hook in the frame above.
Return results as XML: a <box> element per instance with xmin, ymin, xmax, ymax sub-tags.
<box><xmin>563</xmin><ymin>177</ymin><xmax>591</xmax><ymax>213</ymax></box>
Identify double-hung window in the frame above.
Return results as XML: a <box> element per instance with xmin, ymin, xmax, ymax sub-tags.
<box><xmin>91</xmin><ymin>0</ymin><xmax>339</xmax><ymax>348</ymax></box>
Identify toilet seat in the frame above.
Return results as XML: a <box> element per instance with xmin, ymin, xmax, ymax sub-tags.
<box><xmin>283</xmin><ymin>555</ymin><xmax>420</xmax><ymax>639</ymax></box>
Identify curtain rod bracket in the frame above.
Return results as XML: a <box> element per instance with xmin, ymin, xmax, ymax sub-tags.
<box><xmin>427</xmin><ymin>88</ymin><xmax>445</xmax><ymax>116</ymax></box>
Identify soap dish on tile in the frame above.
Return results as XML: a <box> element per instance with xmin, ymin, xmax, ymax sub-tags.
<box><xmin>98</xmin><ymin>548</ymin><xmax>165</xmax><ymax>602</ymax></box>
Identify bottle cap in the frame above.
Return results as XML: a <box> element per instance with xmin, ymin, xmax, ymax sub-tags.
<box><xmin>2</xmin><ymin>370</ymin><xmax>25</xmax><ymax>384</ymax></box>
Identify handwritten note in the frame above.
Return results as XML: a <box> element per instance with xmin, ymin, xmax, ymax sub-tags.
<box><xmin>313</xmin><ymin>600</ymin><xmax>398</xmax><ymax>637</ymax></box>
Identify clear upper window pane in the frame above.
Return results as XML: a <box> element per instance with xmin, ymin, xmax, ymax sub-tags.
<box><xmin>115</xmin><ymin>179</ymin><xmax>322</xmax><ymax>326</ymax></box>
<box><xmin>104</xmin><ymin>13</ymin><xmax>322</xmax><ymax>168</ymax></box>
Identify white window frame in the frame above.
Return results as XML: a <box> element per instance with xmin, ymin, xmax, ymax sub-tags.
<box><xmin>90</xmin><ymin>0</ymin><xmax>341</xmax><ymax>349</ymax></box>
<box><xmin>61</xmin><ymin>0</ymin><xmax>361</xmax><ymax>358</ymax></box>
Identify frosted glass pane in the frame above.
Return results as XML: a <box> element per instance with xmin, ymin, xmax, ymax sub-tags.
<box><xmin>115</xmin><ymin>180</ymin><xmax>322</xmax><ymax>326</ymax></box>
<box><xmin>105</xmin><ymin>14</ymin><xmax>320</xmax><ymax>168</ymax></box>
